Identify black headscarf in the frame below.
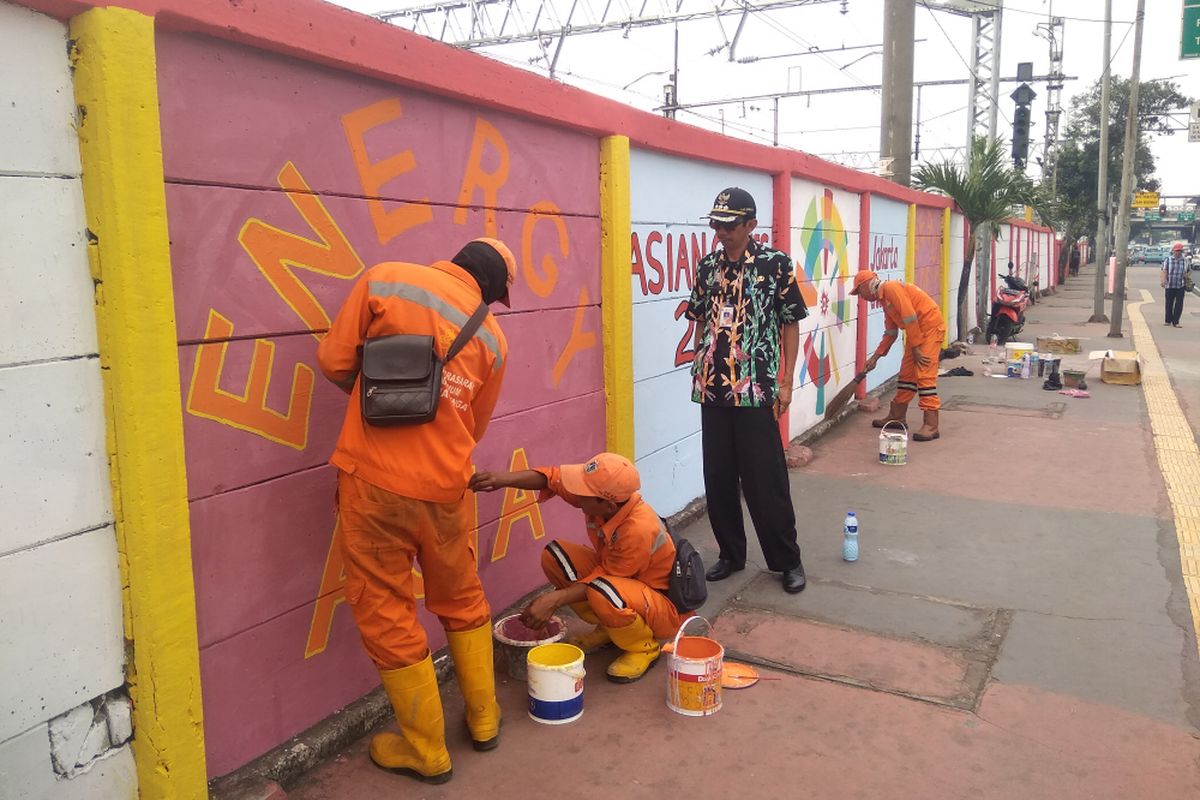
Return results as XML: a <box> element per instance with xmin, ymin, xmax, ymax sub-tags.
<box><xmin>451</xmin><ymin>241</ymin><xmax>509</xmax><ymax>305</ymax></box>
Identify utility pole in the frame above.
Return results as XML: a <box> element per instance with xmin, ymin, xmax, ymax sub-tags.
<box><xmin>880</xmin><ymin>0</ymin><xmax>915</xmax><ymax>185</ymax></box>
<box><xmin>1089</xmin><ymin>0</ymin><xmax>1112</xmax><ymax>323</ymax></box>
<box><xmin>1108</xmin><ymin>0</ymin><xmax>1146</xmax><ymax>339</ymax></box>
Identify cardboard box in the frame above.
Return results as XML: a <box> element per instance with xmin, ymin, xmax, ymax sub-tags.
<box><xmin>1100</xmin><ymin>351</ymin><xmax>1142</xmax><ymax>385</ymax></box>
<box><xmin>1037</xmin><ymin>336</ymin><xmax>1081</xmax><ymax>354</ymax></box>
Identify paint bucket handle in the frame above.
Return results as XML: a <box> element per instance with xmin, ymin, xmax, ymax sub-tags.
<box><xmin>670</xmin><ymin>615</ymin><xmax>713</xmax><ymax>656</ymax></box>
<box><xmin>881</xmin><ymin>420</ymin><xmax>908</xmax><ymax>436</ymax></box>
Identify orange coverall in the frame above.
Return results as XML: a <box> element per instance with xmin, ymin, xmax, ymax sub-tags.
<box><xmin>317</xmin><ymin>260</ymin><xmax>507</xmax><ymax>668</ymax></box>
<box><xmin>534</xmin><ymin>467</ymin><xmax>684</xmax><ymax>638</ymax></box>
<box><xmin>872</xmin><ymin>281</ymin><xmax>946</xmax><ymax>412</ymax></box>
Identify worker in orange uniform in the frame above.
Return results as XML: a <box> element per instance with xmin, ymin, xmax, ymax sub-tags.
<box><xmin>469</xmin><ymin>453</ymin><xmax>684</xmax><ymax>683</ymax></box>
<box><xmin>851</xmin><ymin>270</ymin><xmax>946</xmax><ymax>441</ymax></box>
<box><xmin>316</xmin><ymin>238</ymin><xmax>515</xmax><ymax>785</ymax></box>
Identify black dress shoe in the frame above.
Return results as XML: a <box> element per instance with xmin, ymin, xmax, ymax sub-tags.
<box><xmin>705</xmin><ymin>559</ymin><xmax>744</xmax><ymax>582</ymax></box>
<box><xmin>782</xmin><ymin>564</ymin><xmax>807</xmax><ymax>593</ymax></box>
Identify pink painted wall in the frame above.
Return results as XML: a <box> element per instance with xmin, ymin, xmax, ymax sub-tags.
<box><xmin>157</xmin><ymin>32</ymin><xmax>606</xmax><ymax>777</ymax></box>
<box><xmin>914</xmin><ymin>205</ymin><xmax>942</xmax><ymax>301</ymax></box>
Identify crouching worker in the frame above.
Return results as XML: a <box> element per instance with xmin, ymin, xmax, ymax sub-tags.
<box><xmin>851</xmin><ymin>269</ymin><xmax>947</xmax><ymax>441</ymax></box>
<box><xmin>469</xmin><ymin>453</ymin><xmax>684</xmax><ymax>683</ymax></box>
<box><xmin>316</xmin><ymin>238</ymin><xmax>515</xmax><ymax>784</ymax></box>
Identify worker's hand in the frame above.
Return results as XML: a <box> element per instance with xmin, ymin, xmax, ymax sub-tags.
<box><xmin>913</xmin><ymin>347</ymin><xmax>932</xmax><ymax>369</ymax></box>
<box><xmin>520</xmin><ymin>592</ymin><xmax>560</xmax><ymax>631</ymax></box>
<box><xmin>865</xmin><ymin>354</ymin><xmax>880</xmax><ymax>373</ymax></box>
<box><xmin>468</xmin><ymin>471</ymin><xmax>508</xmax><ymax>492</ymax></box>
<box><xmin>774</xmin><ymin>383</ymin><xmax>793</xmax><ymax>420</ymax></box>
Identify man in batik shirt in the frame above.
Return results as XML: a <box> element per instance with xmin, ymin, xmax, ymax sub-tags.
<box><xmin>685</xmin><ymin>187</ymin><xmax>808</xmax><ymax>594</ymax></box>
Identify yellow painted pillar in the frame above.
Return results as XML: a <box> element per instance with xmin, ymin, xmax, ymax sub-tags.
<box><xmin>70</xmin><ymin>9</ymin><xmax>208</xmax><ymax>798</ymax></box>
<box><xmin>905</xmin><ymin>203</ymin><xmax>916</xmax><ymax>285</ymax></box>
<box><xmin>941</xmin><ymin>207</ymin><xmax>952</xmax><ymax>345</ymax></box>
<box><xmin>599</xmin><ymin>136</ymin><xmax>634</xmax><ymax>459</ymax></box>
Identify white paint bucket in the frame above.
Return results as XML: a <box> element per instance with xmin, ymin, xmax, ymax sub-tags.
<box><xmin>666</xmin><ymin>617</ymin><xmax>723</xmax><ymax>717</ymax></box>
<box><xmin>878</xmin><ymin>421</ymin><xmax>908</xmax><ymax>466</ymax></box>
<box><xmin>526</xmin><ymin>643</ymin><xmax>585</xmax><ymax>725</ymax></box>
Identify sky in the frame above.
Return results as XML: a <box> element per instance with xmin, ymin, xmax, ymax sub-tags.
<box><xmin>329</xmin><ymin>0</ymin><xmax>1199</xmax><ymax>199</ymax></box>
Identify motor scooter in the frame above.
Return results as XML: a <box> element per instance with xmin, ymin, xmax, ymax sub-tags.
<box><xmin>986</xmin><ymin>273</ymin><xmax>1030</xmax><ymax>345</ymax></box>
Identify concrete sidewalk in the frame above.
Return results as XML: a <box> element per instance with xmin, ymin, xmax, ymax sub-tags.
<box><xmin>284</xmin><ymin>264</ymin><xmax>1200</xmax><ymax>800</ymax></box>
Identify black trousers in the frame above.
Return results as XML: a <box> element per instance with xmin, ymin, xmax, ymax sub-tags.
<box><xmin>700</xmin><ymin>404</ymin><xmax>802</xmax><ymax>572</ymax></box>
<box><xmin>1165</xmin><ymin>287</ymin><xmax>1185</xmax><ymax>325</ymax></box>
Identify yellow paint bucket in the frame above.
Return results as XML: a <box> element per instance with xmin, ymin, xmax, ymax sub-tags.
<box><xmin>878</xmin><ymin>420</ymin><xmax>907</xmax><ymax>466</ymax></box>
<box><xmin>526</xmin><ymin>643</ymin><xmax>585</xmax><ymax>725</ymax></box>
<box><xmin>666</xmin><ymin>617</ymin><xmax>723</xmax><ymax>717</ymax></box>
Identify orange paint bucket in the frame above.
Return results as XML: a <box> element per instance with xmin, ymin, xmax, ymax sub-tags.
<box><xmin>666</xmin><ymin>616</ymin><xmax>723</xmax><ymax>717</ymax></box>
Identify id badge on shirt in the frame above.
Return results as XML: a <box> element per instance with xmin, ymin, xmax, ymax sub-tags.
<box><xmin>718</xmin><ymin>304</ymin><xmax>736</xmax><ymax>329</ymax></box>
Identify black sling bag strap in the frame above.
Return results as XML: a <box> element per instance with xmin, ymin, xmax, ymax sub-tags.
<box><xmin>360</xmin><ymin>302</ymin><xmax>489</xmax><ymax>426</ymax></box>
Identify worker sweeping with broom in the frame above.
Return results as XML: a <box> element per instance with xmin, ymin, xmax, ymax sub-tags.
<box><xmin>850</xmin><ymin>270</ymin><xmax>946</xmax><ymax>441</ymax></box>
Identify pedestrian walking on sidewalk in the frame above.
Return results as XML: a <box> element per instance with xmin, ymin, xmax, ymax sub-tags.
<box><xmin>1162</xmin><ymin>242</ymin><xmax>1188</xmax><ymax>328</ymax></box>
<box><xmin>685</xmin><ymin>187</ymin><xmax>808</xmax><ymax>594</ymax></box>
<box><xmin>316</xmin><ymin>238</ymin><xmax>515</xmax><ymax>785</ymax></box>
<box><xmin>852</xmin><ymin>270</ymin><xmax>947</xmax><ymax>442</ymax></box>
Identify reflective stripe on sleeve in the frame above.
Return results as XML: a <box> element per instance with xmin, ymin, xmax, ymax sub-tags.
<box><xmin>368</xmin><ymin>280</ymin><xmax>504</xmax><ymax>367</ymax></box>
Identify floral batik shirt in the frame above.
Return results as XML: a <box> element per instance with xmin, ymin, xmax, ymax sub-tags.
<box><xmin>685</xmin><ymin>238</ymin><xmax>807</xmax><ymax>407</ymax></box>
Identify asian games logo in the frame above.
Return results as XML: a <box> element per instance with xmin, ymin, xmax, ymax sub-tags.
<box><xmin>797</xmin><ymin>188</ymin><xmax>853</xmax><ymax>414</ymax></box>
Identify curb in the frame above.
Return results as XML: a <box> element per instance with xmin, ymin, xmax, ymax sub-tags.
<box><xmin>789</xmin><ymin>375</ymin><xmax>899</xmax><ymax>451</ymax></box>
<box><xmin>207</xmin><ymin>382</ymin><xmax>882</xmax><ymax>797</ymax></box>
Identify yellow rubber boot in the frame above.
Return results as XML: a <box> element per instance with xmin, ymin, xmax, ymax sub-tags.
<box><xmin>605</xmin><ymin>615</ymin><xmax>661</xmax><ymax>684</ymax></box>
<box><xmin>446</xmin><ymin>623</ymin><xmax>502</xmax><ymax>751</ymax></box>
<box><xmin>373</xmin><ymin>655</ymin><xmax>452</xmax><ymax>784</ymax></box>
<box><xmin>567</xmin><ymin>602</ymin><xmax>611</xmax><ymax>653</ymax></box>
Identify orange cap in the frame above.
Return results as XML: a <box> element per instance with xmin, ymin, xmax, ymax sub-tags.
<box><xmin>849</xmin><ymin>270</ymin><xmax>878</xmax><ymax>295</ymax></box>
<box><xmin>560</xmin><ymin>453</ymin><xmax>641</xmax><ymax>503</ymax></box>
<box><xmin>1173</xmin><ymin>242</ymin><xmax>1185</xmax><ymax>252</ymax></box>
<box><xmin>474</xmin><ymin>237</ymin><xmax>517</xmax><ymax>307</ymax></box>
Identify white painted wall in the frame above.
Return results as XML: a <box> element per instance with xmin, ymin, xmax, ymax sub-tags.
<box><xmin>0</xmin><ymin>4</ymin><xmax>135</xmax><ymax>798</ymax></box>
<box><xmin>864</xmin><ymin>196</ymin><xmax>908</xmax><ymax>390</ymax></box>
<box><xmin>948</xmin><ymin>212</ymin><xmax>968</xmax><ymax>336</ymax></box>
<box><xmin>628</xmin><ymin>148</ymin><xmax>773</xmax><ymax>515</ymax></box>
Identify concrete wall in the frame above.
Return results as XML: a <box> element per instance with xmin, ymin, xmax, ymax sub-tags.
<box><xmin>788</xmin><ymin>178</ymin><xmax>860</xmax><ymax>440</ymax></box>
<box><xmin>865</xmin><ymin>196</ymin><xmax>908</xmax><ymax>390</ymax></box>
<box><xmin>0</xmin><ymin>3</ymin><xmax>136</xmax><ymax>797</ymax></box>
<box><xmin>5</xmin><ymin>0</ymin><xmax>1058</xmax><ymax>789</ymax></box>
<box><xmin>155</xmin><ymin>31</ymin><xmax>606</xmax><ymax>776</ymax></box>
<box><xmin>628</xmin><ymin>150</ymin><xmax>772</xmax><ymax>515</ymax></box>
<box><xmin>948</xmin><ymin>212</ymin><xmax>968</xmax><ymax>336</ymax></box>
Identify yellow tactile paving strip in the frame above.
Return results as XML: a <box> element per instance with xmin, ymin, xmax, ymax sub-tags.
<box><xmin>1128</xmin><ymin>289</ymin><xmax>1200</xmax><ymax>659</ymax></box>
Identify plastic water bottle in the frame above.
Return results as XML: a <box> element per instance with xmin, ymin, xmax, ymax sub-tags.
<box><xmin>842</xmin><ymin>512</ymin><xmax>859</xmax><ymax>562</ymax></box>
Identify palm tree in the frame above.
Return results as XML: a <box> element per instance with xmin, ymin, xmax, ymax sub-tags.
<box><xmin>913</xmin><ymin>137</ymin><xmax>1036</xmax><ymax>342</ymax></box>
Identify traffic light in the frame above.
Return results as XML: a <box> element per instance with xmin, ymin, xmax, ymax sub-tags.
<box><xmin>1160</xmin><ymin>204</ymin><xmax>1168</xmax><ymax>216</ymax></box>
<box><xmin>1010</xmin><ymin>79</ymin><xmax>1037</xmax><ymax>170</ymax></box>
<box><xmin>1012</xmin><ymin>105</ymin><xmax>1031</xmax><ymax>167</ymax></box>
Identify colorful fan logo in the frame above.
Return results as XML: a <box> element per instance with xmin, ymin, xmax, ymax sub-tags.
<box><xmin>797</xmin><ymin>189</ymin><xmax>854</xmax><ymax>413</ymax></box>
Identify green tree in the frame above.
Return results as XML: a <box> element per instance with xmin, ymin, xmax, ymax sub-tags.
<box><xmin>1056</xmin><ymin>75</ymin><xmax>1191</xmax><ymax>258</ymax></box>
<box><xmin>914</xmin><ymin>136</ymin><xmax>1035</xmax><ymax>342</ymax></box>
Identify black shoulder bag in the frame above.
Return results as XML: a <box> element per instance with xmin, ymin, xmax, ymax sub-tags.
<box><xmin>359</xmin><ymin>303</ymin><xmax>489</xmax><ymax>426</ymax></box>
<box><xmin>660</xmin><ymin>516</ymin><xmax>708</xmax><ymax>612</ymax></box>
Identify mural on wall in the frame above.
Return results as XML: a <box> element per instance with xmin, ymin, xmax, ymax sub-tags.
<box><xmin>864</xmin><ymin>196</ymin><xmax>907</xmax><ymax>391</ymax></box>
<box><xmin>156</xmin><ymin>33</ymin><xmax>605</xmax><ymax>777</ymax></box>
<box><xmin>788</xmin><ymin>181</ymin><xmax>859</xmax><ymax>440</ymax></box>
<box><xmin>628</xmin><ymin>149</ymin><xmax>773</xmax><ymax>516</ymax></box>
